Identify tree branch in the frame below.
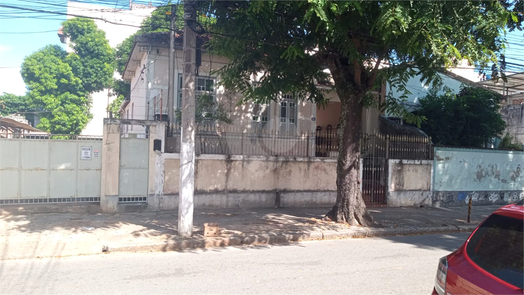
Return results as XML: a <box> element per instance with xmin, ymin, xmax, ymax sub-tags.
<box><xmin>368</xmin><ymin>47</ymin><xmax>387</xmax><ymax>88</ymax></box>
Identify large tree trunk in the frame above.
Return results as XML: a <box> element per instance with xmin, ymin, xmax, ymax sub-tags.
<box><xmin>325</xmin><ymin>66</ymin><xmax>374</xmax><ymax>227</ymax></box>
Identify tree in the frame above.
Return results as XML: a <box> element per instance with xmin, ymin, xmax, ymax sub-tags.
<box><xmin>0</xmin><ymin>93</ymin><xmax>30</xmax><ymax>117</ymax></box>
<box><xmin>20</xmin><ymin>18</ymin><xmax>114</xmax><ymax>134</ymax></box>
<box><xmin>416</xmin><ymin>86</ymin><xmax>506</xmax><ymax>147</ymax></box>
<box><xmin>202</xmin><ymin>1</ymin><xmax>520</xmax><ymax>225</ymax></box>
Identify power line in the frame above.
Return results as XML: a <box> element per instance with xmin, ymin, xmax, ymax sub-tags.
<box><xmin>0</xmin><ymin>4</ymin><xmax>143</xmax><ymax>29</ymax></box>
<box><xmin>0</xmin><ymin>30</ymin><xmax>57</xmax><ymax>34</ymax></box>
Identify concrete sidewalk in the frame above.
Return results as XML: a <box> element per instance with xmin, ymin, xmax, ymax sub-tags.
<box><xmin>0</xmin><ymin>204</ymin><xmax>501</xmax><ymax>260</ymax></box>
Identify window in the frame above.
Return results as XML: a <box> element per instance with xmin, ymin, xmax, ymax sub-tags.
<box><xmin>252</xmin><ymin>103</ymin><xmax>269</xmax><ymax>129</ymax></box>
<box><xmin>466</xmin><ymin>213</ymin><xmax>523</xmax><ymax>289</ymax></box>
<box><xmin>177</xmin><ymin>74</ymin><xmax>183</xmax><ymax>111</ymax></box>
<box><xmin>177</xmin><ymin>74</ymin><xmax>216</xmax><ymax>120</ymax></box>
<box><xmin>279</xmin><ymin>93</ymin><xmax>297</xmax><ymax>134</ymax></box>
<box><xmin>196</xmin><ymin>77</ymin><xmax>215</xmax><ymax>120</ymax></box>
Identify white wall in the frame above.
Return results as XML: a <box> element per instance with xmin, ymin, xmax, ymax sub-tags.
<box><xmin>434</xmin><ymin>147</ymin><xmax>524</xmax><ymax>191</ymax></box>
<box><xmin>387</xmin><ymin>72</ymin><xmax>467</xmax><ymax>115</ymax></box>
<box><xmin>66</xmin><ymin>1</ymin><xmax>155</xmax><ymax>135</ymax></box>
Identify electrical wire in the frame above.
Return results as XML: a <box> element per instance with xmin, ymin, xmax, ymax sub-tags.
<box><xmin>0</xmin><ymin>29</ymin><xmax>57</xmax><ymax>34</ymax></box>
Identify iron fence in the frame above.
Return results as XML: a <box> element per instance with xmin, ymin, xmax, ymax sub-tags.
<box><xmin>165</xmin><ymin>123</ymin><xmax>433</xmax><ymax>159</ymax></box>
<box><xmin>361</xmin><ymin>132</ymin><xmax>433</xmax><ymax>160</ymax></box>
<box><xmin>0</xmin><ymin>132</ymin><xmax>102</xmax><ymax>141</ymax></box>
<box><xmin>166</xmin><ymin>124</ymin><xmax>313</xmax><ymax>157</ymax></box>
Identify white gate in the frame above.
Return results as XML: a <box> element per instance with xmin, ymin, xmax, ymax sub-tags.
<box><xmin>0</xmin><ymin>136</ymin><xmax>102</xmax><ymax>204</ymax></box>
<box><xmin>118</xmin><ymin>137</ymin><xmax>149</xmax><ymax>203</ymax></box>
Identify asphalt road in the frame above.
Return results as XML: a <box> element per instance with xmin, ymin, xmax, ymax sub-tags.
<box><xmin>0</xmin><ymin>232</ymin><xmax>470</xmax><ymax>295</ymax></box>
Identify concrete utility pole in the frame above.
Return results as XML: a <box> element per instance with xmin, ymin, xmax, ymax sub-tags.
<box><xmin>167</xmin><ymin>4</ymin><xmax>176</xmax><ymax>127</ymax></box>
<box><xmin>178</xmin><ymin>0</ymin><xmax>196</xmax><ymax>238</ymax></box>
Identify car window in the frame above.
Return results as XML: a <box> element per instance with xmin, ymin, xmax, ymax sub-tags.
<box><xmin>466</xmin><ymin>213</ymin><xmax>523</xmax><ymax>289</ymax></box>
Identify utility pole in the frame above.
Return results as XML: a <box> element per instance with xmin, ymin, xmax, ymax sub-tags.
<box><xmin>167</xmin><ymin>4</ymin><xmax>176</xmax><ymax>127</ymax></box>
<box><xmin>178</xmin><ymin>0</ymin><xmax>196</xmax><ymax>238</ymax></box>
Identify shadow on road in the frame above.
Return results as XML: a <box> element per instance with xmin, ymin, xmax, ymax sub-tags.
<box><xmin>377</xmin><ymin>232</ymin><xmax>471</xmax><ymax>252</ymax></box>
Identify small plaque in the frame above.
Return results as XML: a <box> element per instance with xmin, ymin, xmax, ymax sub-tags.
<box><xmin>81</xmin><ymin>146</ymin><xmax>92</xmax><ymax>160</ymax></box>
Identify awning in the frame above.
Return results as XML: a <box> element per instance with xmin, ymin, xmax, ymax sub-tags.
<box><xmin>476</xmin><ymin>72</ymin><xmax>524</xmax><ymax>96</ymax></box>
<box><xmin>0</xmin><ymin>117</ymin><xmax>44</xmax><ymax>133</ymax></box>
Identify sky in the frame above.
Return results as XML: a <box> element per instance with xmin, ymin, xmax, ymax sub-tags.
<box><xmin>0</xmin><ymin>0</ymin><xmax>166</xmax><ymax>96</ymax></box>
<box><xmin>0</xmin><ymin>0</ymin><xmax>523</xmax><ymax>97</ymax></box>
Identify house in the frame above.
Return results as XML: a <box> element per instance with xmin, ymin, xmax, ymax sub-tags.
<box><xmin>121</xmin><ymin>31</ymin><xmax>386</xmax><ymax>156</ymax></box>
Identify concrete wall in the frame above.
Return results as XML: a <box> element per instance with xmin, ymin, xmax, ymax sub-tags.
<box><xmin>432</xmin><ymin>147</ymin><xmax>524</xmax><ymax>207</ymax></box>
<box><xmin>154</xmin><ymin>154</ymin><xmax>337</xmax><ymax>210</ymax></box>
<box><xmin>387</xmin><ymin>160</ymin><xmax>433</xmax><ymax>207</ymax></box>
<box><xmin>316</xmin><ymin>102</ymin><xmax>341</xmax><ymax>129</ymax></box>
<box><xmin>500</xmin><ymin>104</ymin><xmax>524</xmax><ymax>146</ymax></box>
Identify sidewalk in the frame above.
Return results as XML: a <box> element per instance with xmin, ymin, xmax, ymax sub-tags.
<box><xmin>0</xmin><ymin>204</ymin><xmax>501</xmax><ymax>260</ymax></box>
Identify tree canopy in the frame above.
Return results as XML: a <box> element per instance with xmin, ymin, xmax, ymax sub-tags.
<box><xmin>416</xmin><ymin>86</ymin><xmax>506</xmax><ymax>148</ymax></box>
<box><xmin>202</xmin><ymin>0</ymin><xmax>522</xmax><ymax>225</ymax></box>
<box><xmin>20</xmin><ymin>18</ymin><xmax>114</xmax><ymax>134</ymax></box>
<box><xmin>0</xmin><ymin>93</ymin><xmax>30</xmax><ymax>117</ymax></box>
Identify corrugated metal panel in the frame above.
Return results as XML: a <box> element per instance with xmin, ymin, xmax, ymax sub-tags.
<box><xmin>119</xmin><ymin>137</ymin><xmax>149</xmax><ymax>202</ymax></box>
<box><xmin>0</xmin><ymin>138</ymin><xmax>102</xmax><ymax>203</ymax></box>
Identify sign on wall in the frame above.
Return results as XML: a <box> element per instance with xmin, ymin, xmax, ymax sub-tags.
<box><xmin>81</xmin><ymin>146</ymin><xmax>92</xmax><ymax>160</ymax></box>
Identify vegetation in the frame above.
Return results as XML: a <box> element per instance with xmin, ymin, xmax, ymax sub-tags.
<box><xmin>0</xmin><ymin>93</ymin><xmax>30</xmax><ymax>117</ymax></box>
<box><xmin>106</xmin><ymin>79</ymin><xmax>131</xmax><ymax>119</ymax></box>
<box><xmin>498</xmin><ymin>133</ymin><xmax>524</xmax><ymax>151</ymax></box>
<box><xmin>416</xmin><ymin>87</ymin><xmax>506</xmax><ymax>148</ymax></box>
<box><xmin>20</xmin><ymin>18</ymin><xmax>114</xmax><ymax>134</ymax></box>
<box><xmin>201</xmin><ymin>1</ymin><xmax>521</xmax><ymax>225</ymax></box>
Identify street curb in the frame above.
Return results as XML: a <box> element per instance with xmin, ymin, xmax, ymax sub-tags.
<box><xmin>108</xmin><ymin>224</ymin><xmax>479</xmax><ymax>254</ymax></box>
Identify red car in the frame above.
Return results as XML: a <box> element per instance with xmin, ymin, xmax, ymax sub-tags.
<box><xmin>432</xmin><ymin>200</ymin><xmax>523</xmax><ymax>295</ymax></box>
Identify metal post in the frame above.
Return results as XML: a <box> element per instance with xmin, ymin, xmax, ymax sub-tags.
<box><xmin>467</xmin><ymin>196</ymin><xmax>472</xmax><ymax>223</ymax></box>
<box><xmin>306</xmin><ymin>133</ymin><xmax>310</xmax><ymax>157</ymax></box>
<box><xmin>178</xmin><ymin>0</ymin><xmax>196</xmax><ymax>238</ymax></box>
<box><xmin>385</xmin><ymin>134</ymin><xmax>389</xmax><ymax>159</ymax></box>
<box><xmin>160</xmin><ymin>89</ymin><xmax>163</xmax><ymax>122</ymax></box>
<box><xmin>167</xmin><ymin>4</ymin><xmax>177</xmax><ymax>127</ymax></box>
<box><xmin>241</xmin><ymin>131</ymin><xmax>244</xmax><ymax>155</ymax></box>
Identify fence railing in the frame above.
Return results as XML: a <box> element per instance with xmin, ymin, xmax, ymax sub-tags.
<box><xmin>0</xmin><ymin>132</ymin><xmax>102</xmax><ymax>141</ymax></box>
<box><xmin>166</xmin><ymin>126</ymin><xmax>313</xmax><ymax>157</ymax></box>
<box><xmin>361</xmin><ymin>132</ymin><xmax>433</xmax><ymax>160</ymax></box>
<box><xmin>165</xmin><ymin>125</ymin><xmax>432</xmax><ymax>159</ymax></box>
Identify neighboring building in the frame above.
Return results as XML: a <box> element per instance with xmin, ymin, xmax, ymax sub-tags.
<box><xmin>478</xmin><ymin>72</ymin><xmax>524</xmax><ymax>145</ymax></box>
<box><xmin>386</xmin><ymin>69</ymin><xmax>483</xmax><ymax>117</ymax></box>
<box><xmin>0</xmin><ymin>115</ymin><xmax>46</xmax><ymax>138</ymax></box>
<box><xmin>59</xmin><ymin>1</ymin><xmax>156</xmax><ymax>136</ymax></box>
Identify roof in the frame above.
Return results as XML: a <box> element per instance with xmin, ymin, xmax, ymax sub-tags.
<box><xmin>0</xmin><ymin>117</ymin><xmax>44</xmax><ymax>133</ymax></box>
<box><xmin>476</xmin><ymin>72</ymin><xmax>524</xmax><ymax>96</ymax></box>
<box><xmin>123</xmin><ymin>31</ymin><xmax>210</xmax><ymax>81</ymax></box>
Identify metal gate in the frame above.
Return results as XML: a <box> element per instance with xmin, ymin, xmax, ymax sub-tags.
<box><xmin>361</xmin><ymin>157</ymin><xmax>387</xmax><ymax>206</ymax></box>
<box><xmin>118</xmin><ymin>137</ymin><xmax>149</xmax><ymax>203</ymax></box>
<box><xmin>361</xmin><ymin>132</ymin><xmax>433</xmax><ymax>206</ymax></box>
<box><xmin>0</xmin><ymin>135</ymin><xmax>102</xmax><ymax>204</ymax></box>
